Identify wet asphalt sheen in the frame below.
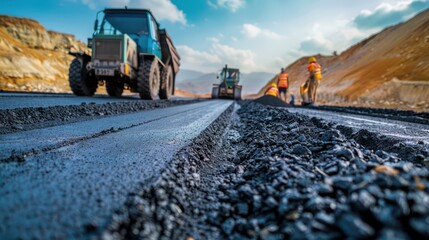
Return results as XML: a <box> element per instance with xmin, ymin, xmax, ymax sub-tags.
<box><xmin>0</xmin><ymin>92</ymin><xmax>141</xmax><ymax>109</ymax></box>
<box><xmin>0</xmin><ymin>100</ymin><xmax>232</xmax><ymax>239</ymax></box>
<box><xmin>0</xmin><ymin>92</ymin><xmax>194</xmax><ymax>110</ymax></box>
<box><xmin>287</xmin><ymin>107</ymin><xmax>429</xmax><ymax>145</ymax></box>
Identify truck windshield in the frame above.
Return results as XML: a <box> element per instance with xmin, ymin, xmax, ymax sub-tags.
<box><xmin>102</xmin><ymin>13</ymin><xmax>149</xmax><ymax>35</ymax></box>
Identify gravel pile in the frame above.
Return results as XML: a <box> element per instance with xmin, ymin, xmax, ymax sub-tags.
<box><xmin>0</xmin><ymin>99</ymin><xmax>202</xmax><ymax>134</ymax></box>
<box><xmin>103</xmin><ymin>100</ymin><xmax>429</xmax><ymax>239</ymax></box>
<box><xmin>205</xmin><ymin>101</ymin><xmax>429</xmax><ymax>239</ymax></box>
<box><xmin>254</xmin><ymin>95</ymin><xmax>289</xmax><ymax>108</ymax></box>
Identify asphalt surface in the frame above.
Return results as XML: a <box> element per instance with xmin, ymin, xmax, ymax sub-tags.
<box><xmin>0</xmin><ymin>92</ymin><xmax>193</xmax><ymax>110</ymax></box>
<box><xmin>0</xmin><ymin>100</ymin><xmax>232</xmax><ymax>239</ymax></box>
<box><xmin>287</xmin><ymin>107</ymin><xmax>429</xmax><ymax>145</ymax></box>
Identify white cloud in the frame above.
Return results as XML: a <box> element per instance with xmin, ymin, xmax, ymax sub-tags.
<box><xmin>298</xmin><ymin>26</ymin><xmax>334</xmax><ymax>55</ymax></box>
<box><xmin>241</xmin><ymin>24</ymin><xmax>283</xmax><ymax>39</ymax></box>
<box><xmin>207</xmin><ymin>0</ymin><xmax>245</xmax><ymax>12</ymax></box>
<box><xmin>81</xmin><ymin>0</ymin><xmax>98</xmax><ymax>9</ymax></box>
<box><xmin>293</xmin><ymin>19</ymin><xmax>374</xmax><ymax>58</ymax></box>
<box><xmin>207</xmin><ymin>0</ymin><xmax>218</xmax><ymax>9</ymax></box>
<box><xmin>212</xmin><ymin>43</ymin><xmax>258</xmax><ymax>70</ymax></box>
<box><xmin>207</xmin><ymin>37</ymin><xmax>220</xmax><ymax>43</ymax></box>
<box><xmin>177</xmin><ymin>42</ymin><xmax>261</xmax><ymax>73</ymax></box>
<box><xmin>354</xmin><ymin>0</ymin><xmax>429</xmax><ymax>29</ymax></box>
<box><xmin>242</xmin><ymin>24</ymin><xmax>261</xmax><ymax>38</ymax></box>
<box><xmin>81</xmin><ymin>0</ymin><xmax>187</xmax><ymax>25</ymax></box>
<box><xmin>176</xmin><ymin>45</ymin><xmax>221</xmax><ymax>73</ymax></box>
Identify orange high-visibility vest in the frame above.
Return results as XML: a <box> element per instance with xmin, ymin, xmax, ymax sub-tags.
<box><xmin>307</xmin><ymin>62</ymin><xmax>322</xmax><ymax>80</ymax></box>
<box><xmin>278</xmin><ymin>73</ymin><xmax>289</xmax><ymax>88</ymax></box>
<box><xmin>265</xmin><ymin>86</ymin><xmax>279</xmax><ymax>97</ymax></box>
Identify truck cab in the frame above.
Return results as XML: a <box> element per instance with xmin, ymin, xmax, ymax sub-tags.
<box><xmin>94</xmin><ymin>9</ymin><xmax>162</xmax><ymax>59</ymax></box>
<box><xmin>69</xmin><ymin>8</ymin><xmax>180</xmax><ymax>100</ymax></box>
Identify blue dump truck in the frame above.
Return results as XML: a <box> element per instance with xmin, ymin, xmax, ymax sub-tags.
<box><xmin>69</xmin><ymin>8</ymin><xmax>180</xmax><ymax>99</ymax></box>
<box><xmin>212</xmin><ymin>64</ymin><xmax>242</xmax><ymax>100</ymax></box>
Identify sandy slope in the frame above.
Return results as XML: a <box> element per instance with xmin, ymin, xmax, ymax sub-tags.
<box><xmin>259</xmin><ymin>9</ymin><xmax>429</xmax><ymax>111</ymax></box>
<box><xmin>0</xmin><ymin>15</ymin><xmax>89</xmax><ymax>92</ymax></box>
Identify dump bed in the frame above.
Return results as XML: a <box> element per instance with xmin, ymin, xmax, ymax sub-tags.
<box><xmin>159</xmin><ymin>29</ymin><xmax>180</xmax><ymax>75</ymax></box>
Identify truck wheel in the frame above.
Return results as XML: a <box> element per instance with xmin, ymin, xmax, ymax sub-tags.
<box><xmin>159</xmin><ymin>65</ymin><xmax>173</xmax><ymax>99</ymax></box>
<box><xmin>106</xmin><ymin>81</ymin><xmax>124</xmax><ymax>97</ymax></box>
<box><xmin>68</xmin><ymin>58</ymin><xmax>97</xmax><ymax>96</ymax></box>
<box><xmin>138</xmin><ymin>59</ymin><xmax>160</xmax><ymax>100</ymax></box>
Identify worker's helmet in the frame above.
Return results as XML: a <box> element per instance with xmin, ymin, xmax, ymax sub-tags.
<box><xmin>271</xmin><ymin>83</ymin><xmax>277</xmax><ymax>88</ymax></box>
<box><xmin>308</xmin><ymin>56</ymin><xmax>317</xmax><ymax>63</ymax></box>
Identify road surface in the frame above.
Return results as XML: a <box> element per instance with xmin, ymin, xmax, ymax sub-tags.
<box><xmin>0</xmin><ymin>92</ymin><xmax>192</xmax><ymax>110</ymax></box>
<box><xmin>1</xmin><ymin>93</ymin><xmax>428</xmax><ymax>239</ymax></box>
<box><xmin>287</xmin><ymin>107</ymin><xmax>429</xmax><ymax>145</ymax></box>
<box><xmin>0</xmin><ymin>100</ymin><xmax>232</xmax><ymax>239</ymax></box>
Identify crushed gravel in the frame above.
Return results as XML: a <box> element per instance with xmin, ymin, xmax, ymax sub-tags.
<box><xmin>0</xmin><ymin>99</ymin><xmax>203</xmax><ymax>134</ymax></box>
<box><xmin>102</xmin><ymin>100</ymin><xmax>429</xmax><ymax>239</ymax></box>
<box><xmin>254</xmin><ymin>95</ymin><xmax>289</xmax><ymax>108</ymax></box>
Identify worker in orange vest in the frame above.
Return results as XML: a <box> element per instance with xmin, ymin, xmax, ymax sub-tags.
<box><xmin>302</xmin><ymin>56</ymin><xmax>322</xmax><ymax>105</ymax></box>
<box><xmin>277</xmin><ymin>68</ymin><xmax>289</xmax><ymax>102</ymax></box>
<box><xmin>265</xmin><ymin>83</ymin><xmax>279</xmax><ymax>97</ymax></box>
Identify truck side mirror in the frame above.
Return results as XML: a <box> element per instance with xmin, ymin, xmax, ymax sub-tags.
<box><xmin>87</xmin><ymin>38</ymin><xmax>93</xmax><ymax>48</ymax></box>
<box><xmin>94</xmin><ymin>19</ymin><xmax>98</xmax><ymax>31</ymax></box>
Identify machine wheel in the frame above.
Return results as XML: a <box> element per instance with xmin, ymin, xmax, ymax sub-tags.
<box><xmin>233</xmin><ymin>86</ymin><xmax>242</xmax><ymax>100</ymax></box>
<box><xmin>211</xmin><ymin>86</ymin><xmax>219</xmax><ymax>99</ymax></box>
<box><xmin>106</xmin><ymin>81</ymin><xmax>124</xmax><ymax>97</ymax></box>
<box><xmin>68</xmin><ymin>58</ymin><xmax>97</xmax><ymax>96</ymax></box>
<box><xmin>137</xmin><ymin>59</ymin><xmax>160</xmax><ymax>100</ymax></box>
<box><xmin>159</xmin><ymin>65</ymin><xmax>173</xmax><ymax>99</ymax></box>
<box><xmin>218</xmin><ymin>82</ymin><xmax>226</xmax><ymax>99</ymax></box>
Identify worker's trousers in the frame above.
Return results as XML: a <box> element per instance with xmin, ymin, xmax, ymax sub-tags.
<box><xmin>307</xmin><ymin>78</ymin><xmax>320</xmax><ymax>103</ymax></box>
<box><xmin>278</xmin><ymin>87</ymin><xmax>288</xmax><ymax>102</ymax></box>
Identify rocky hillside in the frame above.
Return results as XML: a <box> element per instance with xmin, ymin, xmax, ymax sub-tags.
<box><xmin>259</xmin><ymin>9</ymin><xmax>429</xmax><ymax>110</ymax></box>
<box><xmin>0</xmin><ymin>15</ymin><xmax>88</xmax><ymax>92</ymax></box>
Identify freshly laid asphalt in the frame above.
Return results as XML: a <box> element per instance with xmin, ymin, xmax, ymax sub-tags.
<box><xmin>0</xmin><ymin>92</ymin><xmax>194</xmax><ymax>110</ymax></box>
<box><xmin>287</xmin><ymin>107</ymin><xmax>429</xmax><ymax>145</ymax></box>
<box><xmin>0</xmin><ymin>100</ymin><xmax>232</xmax><ymax>239</ymax></box>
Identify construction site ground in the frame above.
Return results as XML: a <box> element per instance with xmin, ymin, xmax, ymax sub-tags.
<box><xmin>0</xmin><ymin>93</ymin><xmax>428</xmax><ymax>239</ymax></box>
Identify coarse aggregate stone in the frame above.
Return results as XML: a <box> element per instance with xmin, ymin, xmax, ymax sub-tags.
<box><xmin>103</xmin><ymin>100</ymin><xmax>429</xmax><ymax>239</ymax></box>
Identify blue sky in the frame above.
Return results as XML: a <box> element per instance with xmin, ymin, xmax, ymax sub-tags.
<box><xmin>1</xmin><ymin>0</ymin><xmax>428</xmax><ymax>73</ymax></box>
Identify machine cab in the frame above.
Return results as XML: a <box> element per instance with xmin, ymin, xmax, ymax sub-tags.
<box><xmin>92</xmin><ymin>9</ymin><xmax>162</xmax><ymax>60</ymax></box>
<box><xmin>219</xmin><ymin>65</ymin><xmax>240</xmax><ymax>87</ymax></box>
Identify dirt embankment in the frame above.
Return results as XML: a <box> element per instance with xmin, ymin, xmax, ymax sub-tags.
<box><xmin>0</xmin><ymin>15</ymin><xmax>89</xmax><ymax>93</ymax></box>
<box><xmin>259</xmin><ymin>9</ymin><xmax>429</xmax><ymax>111</ymax></box>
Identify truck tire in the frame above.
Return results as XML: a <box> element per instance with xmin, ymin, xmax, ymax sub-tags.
<box><xmin>159</xmin><ymin>65</ymin><xmax>173</xmax><ymax>99</ymax></box>
<box><xmin>138</xmin><ymin>59</ymin><xmax>160</xmax><ymax>100</ymax></box>
<box><xmin>106</xmin><ymin>81</ymin><xmax>124</xmax><ymax>97</ymax></box>
<box><xmin>68</xmin><ymin>58</ymin><xmax>97</xmax><ymax>96</ymax></box>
